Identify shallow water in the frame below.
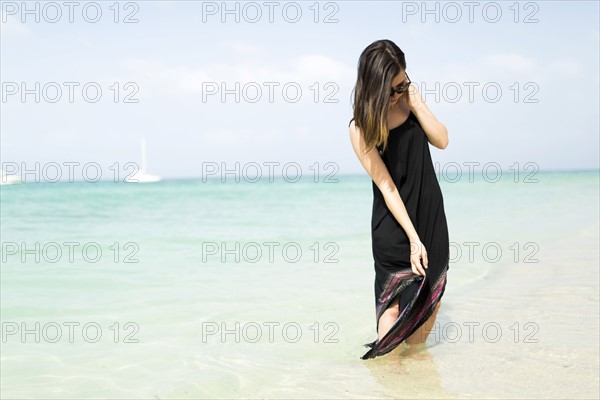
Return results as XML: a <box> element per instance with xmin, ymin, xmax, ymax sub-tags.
<box><xmin>1</xmin><ymin>171</ymin><xmax>598</xmax><ymax>398</ymax></box>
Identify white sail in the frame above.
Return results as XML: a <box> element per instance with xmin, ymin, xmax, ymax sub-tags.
<box><xmin>0</xmin><ymin>169</ymin><xmax>21</xmax><ymax>185</ymax></box>
<box><xmin>141</xmin><ymin>137</ymin><xmax>148</xmax><ymax>172</ymax></box>
<box><xmin>125</xmin><ymin>137</ymin><xmax>161</xmax><ymax>183</ymax></box>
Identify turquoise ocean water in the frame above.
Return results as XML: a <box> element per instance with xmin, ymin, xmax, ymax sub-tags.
<box><xmin>1</xmin><ymin>170</ymin><xmax>598</xmax><ymax>398</ymax></box>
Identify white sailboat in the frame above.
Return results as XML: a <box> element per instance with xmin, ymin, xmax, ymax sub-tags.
<box><xmin>0</xmin><ymin>169</ymin><xmax>21</xmax><ymax>185</ymax></box>
<box><xmin>125</xmin><ymin>137</ymin><xmax>161</xmax><ymax>183</ymax></box>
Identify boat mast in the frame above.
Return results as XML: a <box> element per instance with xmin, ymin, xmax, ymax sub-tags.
<box><xmin>141</xmin><ymin>137</ymin><xmax>147</xmax><ymax>172</ymax></box>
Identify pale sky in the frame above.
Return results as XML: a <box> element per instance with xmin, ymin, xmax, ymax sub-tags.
<box><xmin>1</xmin><ymin>0</ymin><xmax>598</xmax><ymax>180</ymax></box>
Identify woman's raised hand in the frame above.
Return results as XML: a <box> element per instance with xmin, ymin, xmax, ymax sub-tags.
<box><xmin>399</xmin><ymin>82</ymin><xmax>425</xmax><ymax>112</ymax></box>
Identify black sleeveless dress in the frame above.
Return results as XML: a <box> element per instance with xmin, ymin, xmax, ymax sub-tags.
<box><xmin>351</xmin><ymin>111</ymin><xmax>450</xmax><ymax>359</ymax></box>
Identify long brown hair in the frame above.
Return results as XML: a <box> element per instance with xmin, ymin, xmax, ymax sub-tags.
<box><xmin>350</xmin><ymin>39</ymin><xmax>407</xmax><ymax>154</ymax></box>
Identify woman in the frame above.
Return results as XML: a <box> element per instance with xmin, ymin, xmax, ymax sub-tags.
<box><xmin>348</xmin><ymin>39</ymin><xmax>450</xmax><ymax>359</ymax></box>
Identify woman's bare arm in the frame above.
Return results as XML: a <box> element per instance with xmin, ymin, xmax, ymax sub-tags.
<box><xmin>405</xmin><ymin>87</ymin><xmax>449</xmax><ymax>150</ymax></box>
<box><xmin>349</xmin><ymin>121</ymin><xmax>420</xmax><ymax>242</ymax></box>
<box><xmin>349</xmin><ymin>121</ymin><xmax>429</xmax><ymax>275</ymax></box>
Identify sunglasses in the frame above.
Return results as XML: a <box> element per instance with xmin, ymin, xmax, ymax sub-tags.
<box><xmin>390</xmin><ymin>72</ymin><xmax>411</xmax><ymax>96</ymax></box>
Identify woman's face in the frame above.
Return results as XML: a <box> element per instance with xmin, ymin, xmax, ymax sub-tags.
<box><xmin>389</xmin><ymin>70</ymin><xmax>409</xmax><ymax>107</ymax></box>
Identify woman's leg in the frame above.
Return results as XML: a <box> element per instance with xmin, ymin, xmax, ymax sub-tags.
<box><xmin>405</xmin><ymin>301</ymin><xmax>442</xmax><ymax>345</ymax></box>
<box><xmin>377</xmin><ymin>295</ymin><xmax>399</xmax><ymax>341</ymax></box>
<box><xmin>377</xmin><ymin>280</ymin><xmax>420</xmax><ymax>341</ymax></box>
<box><xmin>377</xmin><ymin>281</ymin><xmax>442</xmax><ymax>344</ymax></box>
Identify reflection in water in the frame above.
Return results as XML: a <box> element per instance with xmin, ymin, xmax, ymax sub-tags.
<box><xmin>363</xmin><ymin>342</ymin><xmax>457</xmax><ymax>399</ymax></box>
